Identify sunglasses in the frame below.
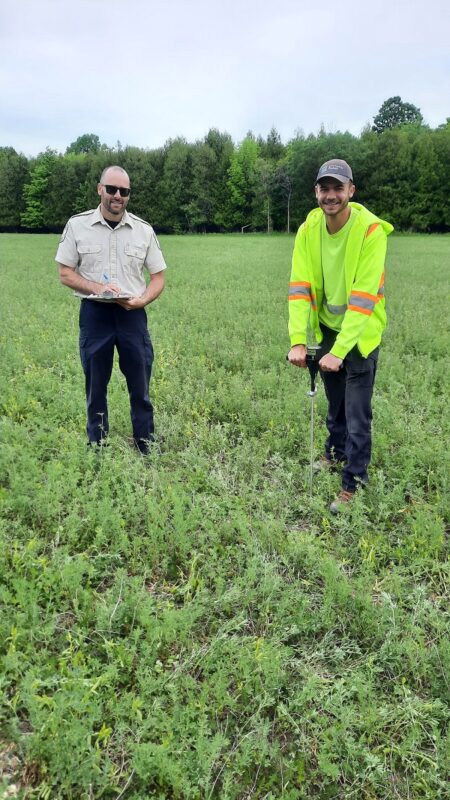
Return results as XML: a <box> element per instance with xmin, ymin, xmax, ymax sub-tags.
<box><xmin>102</xmin><ymin>185</ymin><xmax>131</xmax><ymax>197</ymax></box>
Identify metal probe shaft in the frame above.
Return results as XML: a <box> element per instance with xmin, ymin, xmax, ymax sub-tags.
<box><xmin>306</xmin><ymin>352</ymin><xmax>319</xmax><ymax>496</ymax></box>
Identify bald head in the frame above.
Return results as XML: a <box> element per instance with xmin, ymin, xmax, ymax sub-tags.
<box><xmin>99</xmin><ymin>165</ymin><xmax>129</xmax><ymax>184</ymax></box>
<box><xmin>97</xmin><ymin>166</ymin><xmax>131</xmax><ymax>221</ymax></box>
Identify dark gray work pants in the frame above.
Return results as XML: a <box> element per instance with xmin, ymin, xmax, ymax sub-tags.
<box><xmin>318</xmin><ymin>325</ymin><xmax>378</xmax><ymax>492</ymax></box>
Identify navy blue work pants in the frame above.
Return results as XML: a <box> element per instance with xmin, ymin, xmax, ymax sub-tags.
<box><xmin>318</xmin><ymin>325</ymin><xmax>378</xmax><ymax>492</ymax></box>
<box><xmin>79</xmin><ymin>300</ymin><xmax>154</xmax><ymax>446</ymax></box>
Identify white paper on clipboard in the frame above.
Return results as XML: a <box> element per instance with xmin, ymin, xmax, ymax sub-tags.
<box><xmin>85</xmin><ymin>291</ymin><xmax>134</xmax><ymax>300</ymax></box>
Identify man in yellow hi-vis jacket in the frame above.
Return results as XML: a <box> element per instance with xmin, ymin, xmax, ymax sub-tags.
<box><xmin>288</xmin><ymin>159</ymin><xmax>393</xmax><ymax>513</ymax></box>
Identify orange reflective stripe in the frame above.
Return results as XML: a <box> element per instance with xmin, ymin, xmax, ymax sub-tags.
<box><xmin>351</xmin><ymin>290</ymin><xmax>378</xmax><ymax>302</ymax></box>
<box><xmin>378</xmin><ymin>272</ymin><xmax>385</xmax><ymax>287</ymax></box>
<box><xmin>289</xmin><ymin>294</ymin><xmax>311</xmax><ymax>302</ymax></box>
<box><xmin>288</xmin><ymin>279</ymin><xmax>316</xmax><ymax>309</ymax></box>
<box><xmin>348</xmin><ymin>305</ymin><xmax>372</xmax><ymax>316</ymax></box>
<box><xmin>366</xmin><ymin>223</ymin><xmax>379</xmax><ymax>238</ymax></box>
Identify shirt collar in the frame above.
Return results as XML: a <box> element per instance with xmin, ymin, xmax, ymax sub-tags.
<box><xmin>91</xmin><ymin>205</ymin><xmax>133</xmax><ymax>229</ymax></box>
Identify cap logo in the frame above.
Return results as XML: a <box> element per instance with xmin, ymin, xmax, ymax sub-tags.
<box><xmin>320</xmin><ymin>164</ymin><xmax>345</xmax><ymax>175</ymax></box>
<box><xmin>316</xmin><ymin>159</ymin><xmax>353</xmax><ymax>184</ymax></box>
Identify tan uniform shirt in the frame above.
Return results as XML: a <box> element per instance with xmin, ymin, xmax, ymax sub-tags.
<box><xmin>55</xmin><ymin>206</ymin><xmax>167</xmax><ymax>299</ymax></box>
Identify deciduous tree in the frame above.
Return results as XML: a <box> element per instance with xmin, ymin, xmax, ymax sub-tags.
<box><xmin>65</xmin><ymin>134</ymin><xmax>105</xmax><ymax>155</ymax></box>
<box><xmin>225</xmin><ymin>137</ymin><xmax>259</xmax><ymax>230</ymax></box>
<box><xmin>372</xmin><ymin>96</ymin><xmax>424</xmax><ymax>134</ymax></box>
<box><xmin>21</xmin><ymin>149</ymin><xmax>58</xmax><ymax>228</ymax></box>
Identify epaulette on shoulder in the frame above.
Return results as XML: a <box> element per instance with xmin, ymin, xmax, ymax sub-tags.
<box><xmin>71</xmin><ymin>209</ymin><xmax>96</xmax><ymax>219</ymax></box>
<box><xmin>128</xmin><ymin>212</ymin><xmax>151</xmax><ymax>228</ymax></box>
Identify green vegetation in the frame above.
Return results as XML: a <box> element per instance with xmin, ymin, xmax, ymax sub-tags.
<box><xmin>371</xmin><ymin>96</ymin><xmax>423</xmax><ymax>134</ymax></box>
<box><xmin>0</xmin><ymin>233</ymin><xmax>448</xmax><ymax>799</ymax></box>
<box><xmin>1</xmin><ymin>96</ymin><xmax>450</xmax><ymax>233</ymax></box>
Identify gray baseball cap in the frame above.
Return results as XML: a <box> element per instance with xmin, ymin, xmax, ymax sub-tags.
<box><xmin>316</xmin><ymin>159</ymin><xmax>353</xmax><ymax>184</ymax></box>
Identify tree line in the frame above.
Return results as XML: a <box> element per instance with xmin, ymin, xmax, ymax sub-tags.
<box><xmin>1</xmin><ymin>97</ymin><xmax>449</xmax><ymax>234</ymax></box>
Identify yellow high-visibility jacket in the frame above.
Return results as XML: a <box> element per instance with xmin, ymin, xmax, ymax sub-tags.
<box><xmin>289</xmin><ymin>202</ymin><xmax>394</xmax><ymax>359</ymax></box>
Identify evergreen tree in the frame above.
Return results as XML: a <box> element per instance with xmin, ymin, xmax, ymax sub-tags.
<box><xmin>159</xmin><ymin>138</ymin><xmax>194</xmax><ymax>233</ymax></box>
<box><xmin>203</xmin><ymin>129</ymin><xmax>234</xmax><ymax>230</ymax></box>
<box><xmin>117</xmin><ymin>147</ymin><xmax>160</xmax><ymax>224</ymax></box>
<box><xmin>431</xmin><ymin>120</ymin><xmax>450</xmax><ymax>229</ymax></box>
<box><xmin>184</xmin><ymin>143</ymin><xmax>218</xmax><ymax>231</ymax></box>
<box><xmin>0</xmin><ymin>147</ymin><xmax>29</xmax><ymax>227</ymax></box>
<box><xmin>43</xmin><ymin>153</ymin><xmax>91</xmax><ymax>228</ymax></box>
<box><xmin>257</xmin><ymin>127</ymin><xmax>285</xmax><ymax>162</ymax></box>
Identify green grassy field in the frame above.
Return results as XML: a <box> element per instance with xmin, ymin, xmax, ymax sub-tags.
<box><xmin>0</xmin><ymin>233</ymin><xmax>449</xmax><ymax>799</ymax></box>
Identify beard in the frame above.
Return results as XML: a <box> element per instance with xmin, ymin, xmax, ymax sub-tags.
<box><xmin>321</xmin><ymin>198</ymin><xmax>349</xmax><ymax>215</ymax></box>
<box><xmin>103</xmin><ymin>197</ymin><xmax>124</xmax><ymax>216</ymax></box>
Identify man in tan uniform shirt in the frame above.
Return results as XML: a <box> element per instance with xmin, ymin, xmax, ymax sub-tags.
<box><xmin>56</xmin><ymin>165</ymin><xmax>167</xmax><ymax>453</ymax></box>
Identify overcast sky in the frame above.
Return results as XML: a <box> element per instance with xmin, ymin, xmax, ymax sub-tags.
<box><xmin>1</xmin><ymin>0</ymin><xmax>449</xmax><ymax>157</ymax></box>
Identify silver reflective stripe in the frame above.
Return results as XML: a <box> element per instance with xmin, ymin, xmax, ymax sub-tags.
<box><xmin>326</xmin><ymin>302</ymin><xmax>347</xmax><ymax>315</ymax></box>
<box><xmin>378</xmin><ymin>286</ymin><xmax>385</xmax><ymax>297</ymax></box>
<box><xmin>289</xmin><ymin>285</ymin><xmax>310</xmax><ymax>297</ymax></box>
<box><xmin>349</xmin><ymin>294</ymin><xmax>376</xmax><ymax>311</ymax></box>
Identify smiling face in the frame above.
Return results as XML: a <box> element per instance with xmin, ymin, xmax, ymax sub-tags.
<box><xmin>315</xmin><ymin>177</ymin><xmax>355</xmax><ymax>229</ymax></box>
<box><xmin>97</xmin><ymin>168</ymin><xmax>130</xmax><ymax>221</ymax></box>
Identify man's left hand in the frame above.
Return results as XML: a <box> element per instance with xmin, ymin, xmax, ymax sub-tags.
<box><xmin>319</xmin><ymin>353</ymin><xmax>343</xmax><ymax>372</ymax></box>
<box><xmin>115</xmin><ymin>273</ymin><xmax>165</xmax><ymax>310</ymax></box>
<box><xmin>115</xmin><ymin>296</ymin><xmax>146</xmax><ymax>310</ymax></box>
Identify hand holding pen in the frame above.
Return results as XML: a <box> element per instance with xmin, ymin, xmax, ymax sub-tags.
<box><xmin>98</xmin><ymin>273</ymin><xmax>122</xmax><ymax>297</ymax></box>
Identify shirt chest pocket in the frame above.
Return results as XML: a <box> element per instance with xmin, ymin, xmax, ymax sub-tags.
<box><xmin>124</xmin><ymin>244</ymin><xmax>146</xmax><ymax>275</ymax></box>
<box><xmin>78</xmin><ymin>245</ymin><xmax>103</xmax><ymax>279</ymax></box>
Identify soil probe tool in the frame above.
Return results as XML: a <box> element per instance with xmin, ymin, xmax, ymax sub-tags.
<box><xmin>305</xmin><ymin>345</ymin><xmax>320</xmax><ymax>495</ymax></box>
<box><xmin>287</xmin><ymin>344</ymin><xmax>320</xmax><ymax>495</ymax></box>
